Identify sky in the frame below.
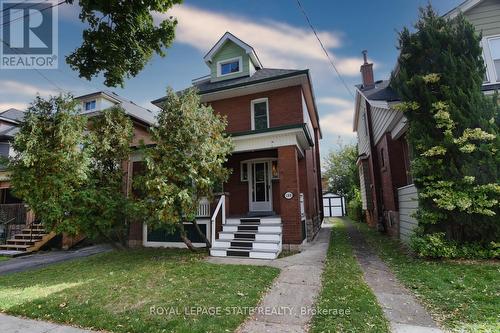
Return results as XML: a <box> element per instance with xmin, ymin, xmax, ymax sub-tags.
<box><xmin>0</xmin><ymin>0</ymin><xmax>463</xmax><ymax>157</ymax></box>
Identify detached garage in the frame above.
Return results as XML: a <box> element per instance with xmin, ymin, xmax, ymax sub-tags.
<box><xmin>323</xmin><ymin>192</ymin><xmax>345</xmax><ymax>217</ymax></box>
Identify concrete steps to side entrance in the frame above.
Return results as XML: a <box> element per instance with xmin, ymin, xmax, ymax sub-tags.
<box><xmin>210</xmin><ymin>216</ymin><xmax>282</xmax><ymax>259</ymax></box>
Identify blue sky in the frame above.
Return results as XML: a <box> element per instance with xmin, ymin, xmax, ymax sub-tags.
<box><xmin>0</xmin><ymin>0</ymin><xmax>463</xmax><ymax>156</ymax></box>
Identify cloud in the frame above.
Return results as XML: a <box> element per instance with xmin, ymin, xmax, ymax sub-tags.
<box><xmin>318</xmin><ymin>97</ymin><xmax>353</xmax><ymax>108</ymax></box>
<box><xmin>0</xmin><ymin>102</ymin><xmax>27</xmax><ymax>111</ymax></box>
<box><xmin>0</xmin><ymin>80</ymin><xmax>57</xmax><ymax>98</ymax></box>
<box><xmin>320</xmin><ymin>108</ymin><xmax>356</xmax><ymax>136</ymax></box>
<box><xmin>154</xmin><ymin>5</ymin><xmax>365</xmax><ymax>75</ymax></box>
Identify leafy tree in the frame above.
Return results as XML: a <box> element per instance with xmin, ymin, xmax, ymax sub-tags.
<box><xmin>139</xmin><ymin>88</ymin><xmax>233</xmax><ymax>250</ymax></box>
<box><xmin>65</xmin><ymin>0</ymin><xmax>182</xmax><ymax>87</ymax></box>
<box><xmin>392</xmin><ymin>6</ymin><xmax>500</xmax><ymax>247</ymax></box>
<box><xmin>323</xmin><ymin>142</ymin><xmax>359</xmax><ymax>200</ymax></box>
<box><xmin>9</xmin><ymin>95</ymin><xmax>90</xmax><ymax>234</ymax></box>
<box><xmin>76</xmin><ymin>107</ymin><xmax>134</xmax><ymax>246</ymax></box>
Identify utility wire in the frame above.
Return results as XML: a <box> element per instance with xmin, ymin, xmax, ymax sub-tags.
<box><xmin>294</xmin><ymin>0</ymin><xmax>355</xmax><ymax>98</ymax></box>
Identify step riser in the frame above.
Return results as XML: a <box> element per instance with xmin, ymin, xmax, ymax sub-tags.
<box><xmin>222</xmin><ymin>225</ymin><xmax>282</xmax><ymax>233</ymax></box>
<box><xmin>219</xmin><ymin>233</ymin><xmax>281</xmax><ymax>241</ymax></box>
<box><xmin>7</xmin><ymin>241</ymin><xmax>35</xmax><ymax>246</ymax></box>
<box><xmin>226</xmin><ymin>218</ymin><xmax>282</xmax><ymax>225</ymax></box>
<box><xmin>213</xmin><ymin>241</ymin><xmax>281</xmax><ymax>251</ymax></box>
<box><xmin>210</xmin><ymin>250</ymin><xmax>279</xmax><ymax>260</ymax></box>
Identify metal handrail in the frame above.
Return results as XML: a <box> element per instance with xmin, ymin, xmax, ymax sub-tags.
<box><xmin>210</xmin><ymin>194</ymin><xmax>225</xmax><ymax>247</ymax></box>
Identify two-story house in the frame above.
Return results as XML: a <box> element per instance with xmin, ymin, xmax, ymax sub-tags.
<box><xmin>0</xmin><ymin>92</ymin><xmax>156</xmax><ymax>254</ymax></box>
<box><xmin>131</xmin><ymin>32</ymin><xmax>324</xmax><ymax>259</ymax></box>
<box><xmin>353</xmin><ymin>0</ymin><xmax>500</xmax><ymax>243</ymax></box>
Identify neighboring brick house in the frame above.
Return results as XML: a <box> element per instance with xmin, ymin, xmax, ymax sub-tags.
<box><xmin>0</xmin><ymin>92</ymin><xmax>156</xmax><ymax>253</ymax></box>
<box><xmin>142</xmin><ymin>32</ymin><xmax>324</xmax><ymax>259</ymax></box>
<box><xmin>353</xmin><ymin>0</ymin><xmax>500</xmax><ymax>243</ymax></box>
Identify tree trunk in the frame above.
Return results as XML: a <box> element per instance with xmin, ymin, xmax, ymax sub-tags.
<box><xmin>191</xmin><ymin>219</ymin><xmax>211</xmax><ymax>248</ymax></box>
<box><xmin>176</xmin><ymin>223</ymin><xmax>195</xmax><ymax>251</ymax></box>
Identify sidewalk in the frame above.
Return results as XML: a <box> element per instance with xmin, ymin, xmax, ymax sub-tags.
<box><xmin>0</xmin><ymin>313</ymin><xmax>98</xmax><ymax>333</ymax></box>
<box><xmin>0</xmin><ymin>244</ymin><xmax>112</xmax><ymax>276</ymax></box>
<box><xmin>344</xmin><ymin>219</ymin><xmax>443</xmax><ymax>333</ymax></box>
<box><xmin>207</xmin><ymin>224</ymin><xmax>331</xmax><ymax>333</ymax></box>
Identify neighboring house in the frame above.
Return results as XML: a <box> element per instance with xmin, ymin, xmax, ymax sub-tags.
<box><xmin>353</xmin><ymin>0</ymin><xmax>500</xmax><ymax>243</ymax></box>
<box><xmin>0</xmin><ymin>92</ymin><xmax>155</xmax><ymax>253</ymax></box>
<box><xmin>138</xmin><ymin>32</ymin><xmax>324</xmax><ymax>259</ymax></box>
<box><xmin>0</xmin><ymin>108</ymin><xmax>24</xmax><ymax>204</ymax></box>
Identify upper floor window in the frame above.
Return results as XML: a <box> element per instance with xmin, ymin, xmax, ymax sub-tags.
<box><xmin>217</xmin><ymin>57</ymin><xmax>242</xmax><ymax>77</ymax></box>
<box><xmin>483</xmin><ymin>36</ymin><xmax>500</xmax><ymax>83</ymax></box>
<box><xmin>251</xmin><ymin>98</ymin><xmax>269</xmax><ymax>130</ymax></box>
<box><xmin>85</xmin><ymin>100</ymin><xmax>96</xmax><ymax>111</ymax></box>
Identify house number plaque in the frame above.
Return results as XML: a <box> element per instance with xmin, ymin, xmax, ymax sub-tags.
<box><xmin>284</xmin><ymin>192</ymin><xmax>294</xmax><ymax>200</ymax></box>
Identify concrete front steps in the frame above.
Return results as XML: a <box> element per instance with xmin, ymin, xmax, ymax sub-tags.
<box><xmin>0</xmin><ymin>223</ymin><xmax>56</xmax><ymax>257</ymax></box>
<box><xmin>210</xmin><ymin>217</ymin><xmax>282</xmax><ymax>259</ymax></box>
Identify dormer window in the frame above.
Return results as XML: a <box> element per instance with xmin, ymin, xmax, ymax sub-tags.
<box><xmin>217</xmin><ymin>56</ymin><xmax>242</xmax><ymax>77</ymax></box>
<box><xmin>85</xmin><ymin>100</ymin><xmax>96</xmax><ymax>111</ymax></box>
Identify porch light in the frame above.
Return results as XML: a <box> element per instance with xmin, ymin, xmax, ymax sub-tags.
<box><xmin>271</xmin><ymin>160</ymin><xmax>279</xmax><ymax>179</ymax></box>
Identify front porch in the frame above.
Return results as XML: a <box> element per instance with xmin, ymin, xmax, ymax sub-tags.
<box><xmin>140</xmin><ymin>146</ymin><xmax>309</xmax><ymax>259</ymax></box>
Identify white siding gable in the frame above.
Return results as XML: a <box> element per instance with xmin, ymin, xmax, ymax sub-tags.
<box><xmin>356</xmin><ymin>99</ymin><xmax>370</xmax><ymax>156</ymax></box>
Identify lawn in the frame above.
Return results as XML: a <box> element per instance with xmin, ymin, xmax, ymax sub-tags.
<box><xmin>354</xmin><ymin>221</ymin><xmax>500</xmax><ymax>333</ymax></box>
<box><xmin>310</xmin><ymin>218</ymin><xmax>389</xmax><ymax>333</ymax></box>
<box><xmin>0</xmin><ymin>248</ymin><xmax>279</xmax><ymax>333</ymax></box>
<box><xmin>0</xmin><ymin>256</ymin><xmax>9</xmax><ymax>262</ymax></box>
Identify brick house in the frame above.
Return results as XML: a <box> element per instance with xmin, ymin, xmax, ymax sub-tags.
<box><xmin>353</xmin><ymin>0</ymin><xmax>500</xmax><ymax>243</ymax></box>
<box><xmin>130</xmin><ymin>32</ymin><xmax>324</xmax><ymax>259</ymax></box>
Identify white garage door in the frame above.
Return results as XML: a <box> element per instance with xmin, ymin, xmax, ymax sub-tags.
<box><xmin>323</xmin><ymin>194</ymin><xmax>345</xmax><ymax>217</ymax></box>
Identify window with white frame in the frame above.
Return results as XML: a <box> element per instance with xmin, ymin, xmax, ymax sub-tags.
<box><xmin>483</xmin><ymin>36</ymin><xmax>500</xmax><ymax>83</ymax></box>
<box><xmin>217</xmin><ymin>56</ymin><xmax>242</xmax><ymax>77</ymax></box>
<box><xmin>251</xmin><ymin>98</ymin><xmax>269</xmax><ymax>130</ymax></box>
<box><xmin>85</xmin><ymin>100</ymin><xmax>96</xmax><ymax>111</ymax></box>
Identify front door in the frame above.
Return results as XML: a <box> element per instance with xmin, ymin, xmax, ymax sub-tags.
<box><xmin>249</xmin><ymin>161</ymin><xmax>272</xmax><ymax>212</ymax></box>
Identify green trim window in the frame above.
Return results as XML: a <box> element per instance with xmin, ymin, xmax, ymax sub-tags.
<box><xmin>251</xmin><ymin>98</ymin><xmax>269</xmax><ymax>130</ymax></box>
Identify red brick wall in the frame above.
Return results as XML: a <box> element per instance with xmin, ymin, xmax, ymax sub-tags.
<box><xmin>278</xmin><ymin>146</ymin><xmax>302</xmax><ymax>244</ymax></box>
<box><xmin>225</xmin><ymin>150</ymin><xmax>278</xmax><ymax>216</ymax></box>
<box><xmin>209</xmin><ymin>86</ymin><xmax>303</xmax><ymax>133</ymax></box>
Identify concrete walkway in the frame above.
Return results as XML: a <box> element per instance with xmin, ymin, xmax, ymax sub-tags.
<box><xmin>344</xmin><ymin>219</ymin><xmax>443</xmax><ymax>333</ymax></box>
<box><xmin>0</xmin><ymin>244</ymin><xmax>112</xmax><ymax>276</ymax></box>
<box><xmin>0</xmin><ymin>314</ymin><xmax>97</xmax><ymax>333</ymax></box>
<box><xmin>207</xmin><ymin>224</ymin><xmax>331</xmax><ymax>333</ymax></box>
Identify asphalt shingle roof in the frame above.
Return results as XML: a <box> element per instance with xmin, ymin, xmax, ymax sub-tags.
<box><xmin>0</xmin><ymin>108</ymin><xmax>25</xmax><ymax>122</ymax></box>
<box><xmin>152</xmin><ymin>68</ymin><xmax>308</xmax><ymax>104</ymax></box>
<box><xmin>356</xmin><ymin>80</ymin><xmax>400</xmax><ymax>102</ymax></box>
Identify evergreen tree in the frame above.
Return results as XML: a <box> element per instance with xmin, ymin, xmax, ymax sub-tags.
<box><xmin>392</xmin><ymin>6</ymin><xmax>500</xmax><ymax>248</ymax></box>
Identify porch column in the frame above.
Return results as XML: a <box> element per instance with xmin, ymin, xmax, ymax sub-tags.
<box><xmin>278</xmin><ymin>145</ymin><xmax>302</xmax><ymax>244</ymax></box>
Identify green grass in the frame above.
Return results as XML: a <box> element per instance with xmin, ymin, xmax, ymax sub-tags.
<box><xmin>310</xmin><ymin>218</ymin><xmax>389</xmax><ymax>333</ymax></box>
<box><xmin>0</xmin><ymin>256</ymin><xmax>9</xmax><ymax>262</ymax></box>
<box><xmin>354</xmin><ymin>221</ymin><xmax>500</xmax><ymax>333</ymax></box>
<box><xmin>0</xmin><ymin>248</ymin><xmax>279</xmax><ymax>333</ymax></box>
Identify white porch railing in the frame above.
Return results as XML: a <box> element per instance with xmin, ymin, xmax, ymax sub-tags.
<box><xmin>300</xmin><ymin>193</ymin><xmax>305</xmax><ymax>220</ymax></box>
<box><xmin>210</xmin><ymin>195</ymin><xmax>226</xmax><ymax>246</ymax></box>
<box><xmin>197</xmin><ymin>197</ymin><xmax>210</xmax><ymax>217</ymax></box>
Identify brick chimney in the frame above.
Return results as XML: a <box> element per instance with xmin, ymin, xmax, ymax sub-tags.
<box><xmin>360</xmin><ymin>50</ymin><xmax>374</xmax><ymax>89</ymax></box>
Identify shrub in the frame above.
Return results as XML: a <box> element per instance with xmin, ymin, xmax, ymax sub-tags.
<box><xmin>347</xmin><ymin>189</ymin><xmax>363</xmax><ymax>222</ymax></box>
<box><xmin>410</xmin><ymin>231</ymin><xmax>499</xmax><ymax>259</ymax></box>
